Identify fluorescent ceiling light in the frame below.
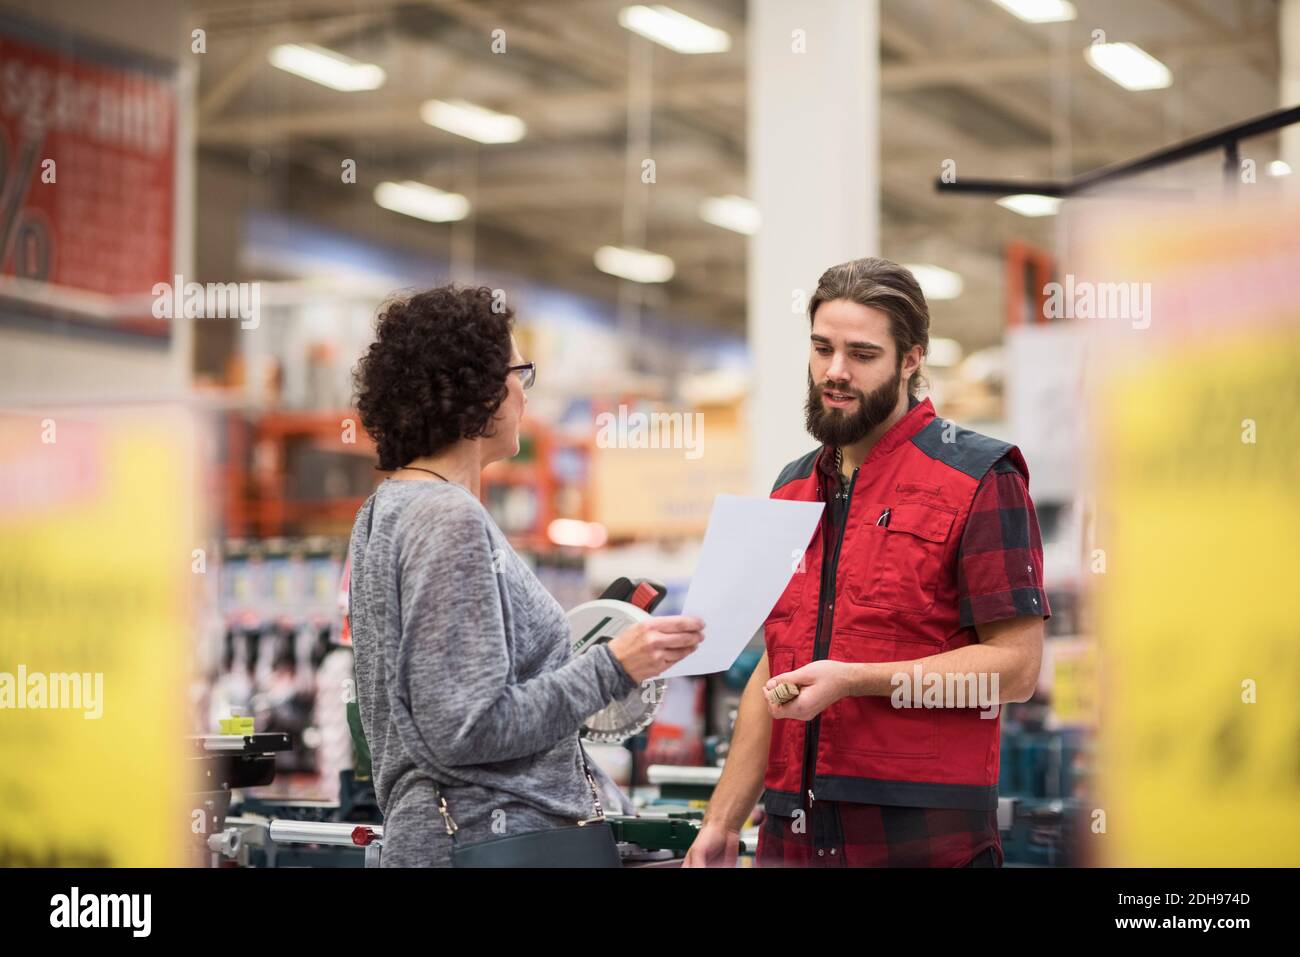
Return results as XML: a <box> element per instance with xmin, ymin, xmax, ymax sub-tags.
<box><xmin>699</xmin><ymin>195</ymin><xmax>760</xmax><ymax>235</ymax></box>
<box><xmin>594</xmin><ymin>245</ymin><xmax>675</xmax><ymax>283</ymax></box>
<box><xmin>996</xmin><ymin>193</ymin><xmax>1063</xmax><ymax>217</ymax></box>
<box><xmin>618</xmin><ymin>5</ymin><xmax>731</xmax><ymax>54</ymax></box>
<box><xmin>927</xmin><ymin>338</ymin><xmax>964</xmax><ymax>368</ymax></box>
<box><xmin>1268</xmin><ymin>160</ymin><xmax>1292</xmax><ymax>177</ymax></box>
<box><xmin>268</xmin><ymin>43</ymin><xmax>385</xmax><ymax>92</ymax></box>
<box><xmin>373</xmin><ymin>181</ymin><xmax>469</xmax><ymax>223</ymax></box>
<box><xmin>420</xmin><ymin>99</ymin><xmax>526</xmax><ymax>144</ymax></box>
<box><xmin>1085</xmin><ymin>42</ymin><xmax>1172</xmax><ymax>91</ymax></box>
<box><xmin>990</xmin><ymin>0</ymin><xmax>1076</xmax><ymax>23</ymax></box>
<box><xmin>903</xmin><ymin>264</ymin><xmax>964</xmax><ymax>301</ymax></box>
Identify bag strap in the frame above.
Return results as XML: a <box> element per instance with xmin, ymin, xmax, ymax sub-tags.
<box><xmin>581</xmin><ymin>744</ymin><xmax>606</xmax><ymax>822</ymax></box>
<box><xmin>434</xmin><ymin>738</ymin><xmax>605</xmax><ymax>842</ymax></box>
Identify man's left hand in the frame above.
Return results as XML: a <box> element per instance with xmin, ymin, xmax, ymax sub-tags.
<box><xmin>763</xmin><ymin>660</ymin><xmax>851</xmax><ymax>721</ymax></box>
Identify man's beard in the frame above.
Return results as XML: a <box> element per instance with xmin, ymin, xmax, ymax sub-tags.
<box><xmin>804</xmin><ymin>360</ymin><xmax>903</xmax><ymax>447</ymax></box>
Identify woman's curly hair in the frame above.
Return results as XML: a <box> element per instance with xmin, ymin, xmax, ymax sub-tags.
<box><xmin>354</xmin><ymin>284</ymin><xmax>515</xmax><ymax>471</ymax></box>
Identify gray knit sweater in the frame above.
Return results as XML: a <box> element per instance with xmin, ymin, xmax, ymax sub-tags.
<box><xmin>348</xmin><ymin>479</ymin><xmax>637</xmax><ymax>867</ymax></box>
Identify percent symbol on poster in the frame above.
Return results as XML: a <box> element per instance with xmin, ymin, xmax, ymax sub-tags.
<box><xmin>0</xmin><ymin>131</ymin><xmax>52</xmax><ymax>281</ymax></box>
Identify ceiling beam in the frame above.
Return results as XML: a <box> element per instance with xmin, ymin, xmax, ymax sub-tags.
<box><xmin>881</xmin><ymin>34</ymin><xmax>1274</xmax><ymax>91</ymax></box>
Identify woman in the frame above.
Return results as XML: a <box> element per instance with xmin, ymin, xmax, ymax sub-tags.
<box><xmin>348</xmin><ymin>285</ymin><xmax>705</xmax><ymax>867</ymax></box>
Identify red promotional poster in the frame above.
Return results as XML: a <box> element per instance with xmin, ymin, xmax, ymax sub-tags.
<box><xmin>0</xmin><ymin>23</ymin><xmax>175</xmax><ymax>335</ymax></box>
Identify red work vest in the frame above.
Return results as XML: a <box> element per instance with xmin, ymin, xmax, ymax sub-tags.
<box><xmin>761</xmin><ymin>396</ymin><xmax>1028</xmax><ymax>815</ymax></box>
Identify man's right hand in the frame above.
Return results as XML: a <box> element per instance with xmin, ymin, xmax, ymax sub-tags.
<box><xmin>682</xmin><ymin>821</ymin><xmax>741</xmax><ymax>868</ymax></box>
<box><xmin>679</xmin><ymin>648</ymin><xmax>773</xmax><ymax>868</ymax></box>
<box><xmin>607</xmin><ymin>615</ymin><xmax>705</xmax><ymax>684</ymax></box>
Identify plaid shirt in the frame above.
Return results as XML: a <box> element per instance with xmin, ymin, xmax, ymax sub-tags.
<box><xmin>756</xmin><ymin>803</ymin><xmax>1003</xmax><ymax>867</ymax></box>
<box><xmin>956</xmin><ymin>456</ymin><xmax>1051</xmax><ymax>628</ymax></box>
<box><xmin>756</xmin><ymin>447</ymin><xmax>1049</xmax><ymax>868</ymax></box>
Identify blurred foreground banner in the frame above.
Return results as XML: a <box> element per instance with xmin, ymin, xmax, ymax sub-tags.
<box><xmin>1085</xmin><ymin>200</ymin><xmax>1300</xmax><ymax>865</ymax></box>
<box><xmin>0</xmin><ymin>404</ymin><xmax>205</xmax><ymax>866</ymax></box>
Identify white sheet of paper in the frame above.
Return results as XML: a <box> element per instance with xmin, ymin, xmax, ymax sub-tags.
<box><xmin>661</xmin><ymin>494</ymin><xmax>824</xmax><ymax>678</ymax></box>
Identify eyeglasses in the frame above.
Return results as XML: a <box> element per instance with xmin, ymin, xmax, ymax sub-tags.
<box><xmin>508</xmin><ymin>362</ymin><xmax>536</xmax><ymax>391</ymax></box>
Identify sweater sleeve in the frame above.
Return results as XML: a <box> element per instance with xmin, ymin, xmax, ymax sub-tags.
<box><xmin>392</xmin><ymin>492</ymin><xmax>634</xmax><ymax>767</ymax></box>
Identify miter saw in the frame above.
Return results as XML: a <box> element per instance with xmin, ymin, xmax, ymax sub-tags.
<box><xmin>568</xmin><ymin>577</ymin><xmax>707</xmax><ymax>865</ymax></box>
<box><xmin>569</xmin><ymin>576</ymin><xmax>670</xmax><ymax>744</ymax></box>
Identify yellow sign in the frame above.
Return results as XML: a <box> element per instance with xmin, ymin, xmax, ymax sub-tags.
<box><xmin>0</xmin><ymin>406</ymin><xmax>197</xmax><ymax>866</ymax></box>
<box><xmin>1092</xmin><ymin>204</ymin><xmax>1300</xmax><ymax>865</ymax></box>
<box><xmin>1049</xmin><ymin>638</ymin><xmax>1098</xmax><ymax>729</ymax></box>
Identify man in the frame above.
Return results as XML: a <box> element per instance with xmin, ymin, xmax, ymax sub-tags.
<box><xmin>683</xmin><ymin>257</ymin><xmax>1049</xmax><ymax>868</ymax></box>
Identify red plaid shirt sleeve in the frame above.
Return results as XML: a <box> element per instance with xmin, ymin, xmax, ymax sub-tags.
<box><xmin>955</xmin><ymin>456</ymin><xmax>1051</xmax><ymax>629</ymax></box>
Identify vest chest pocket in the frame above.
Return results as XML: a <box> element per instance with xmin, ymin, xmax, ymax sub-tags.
<box><xmin>848</xmin><ymin>501</ymin><xmax>956</xmax><ymax>614</ymax></box>
<box><xmin>766</xmin><ymin>565</ymin><xmax>808</xmax><ymax>625</ymax></box>
<box><xmin>766</xmin><ymin>526</ymin><xmax>818</xmax><ymax>625</ymax></box>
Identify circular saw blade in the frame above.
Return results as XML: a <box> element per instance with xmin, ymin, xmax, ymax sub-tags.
<box><xmin>568</xmin><ymin>599</ymin><xmax>664</xmax><ymax>744</ymax></box>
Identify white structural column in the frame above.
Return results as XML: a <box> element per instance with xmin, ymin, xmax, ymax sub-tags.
<box><xmin>1283</xmin><ymin>0</ymin><xmax>1300</xmax><ymax>191</ymax></box>
<box><xmin>746</xmin><ymin>0</ymin><xmax>880</xmax><ymax>495</ymax></box>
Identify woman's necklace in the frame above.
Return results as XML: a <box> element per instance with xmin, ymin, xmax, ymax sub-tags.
<box><xmin>396</xmin><ymin>465</ymin><xmax>451</xmax><ymax>482</ymax></box>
